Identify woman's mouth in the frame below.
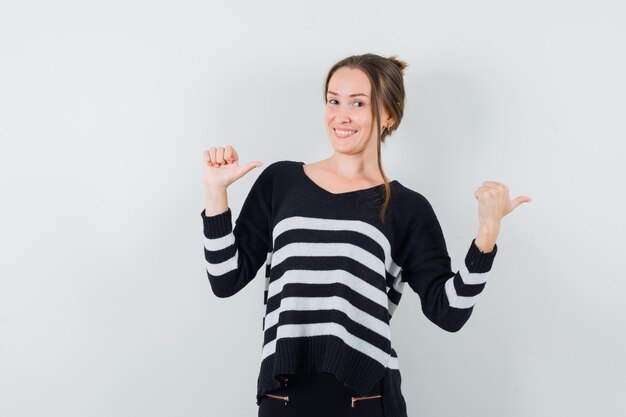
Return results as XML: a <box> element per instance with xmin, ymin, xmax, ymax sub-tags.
<box><xmin>334</xmin><ymin>128</ymin><xmax>357</xmax><ymax>139</ymax></box>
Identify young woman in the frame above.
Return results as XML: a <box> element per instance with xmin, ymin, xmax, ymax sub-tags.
<box><xmin>201</xmin><ymin>53</ymin><xmax>531</xmax><ymax>417</ymax></box>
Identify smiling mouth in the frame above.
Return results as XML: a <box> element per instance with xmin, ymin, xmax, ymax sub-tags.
<box><xmin>334</xmin><ymin>128</ymin><xmax>357</xmax><ymax>138</ymax></box>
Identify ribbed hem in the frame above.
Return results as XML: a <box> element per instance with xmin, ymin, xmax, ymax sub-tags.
<box><xmin>256</xmin><ymin>335</ymin><xmax>388</xmax><ymax>402</ymax></box>
<box><xmin>466</xmin><ymin>238</ymin><xmax>498</xmax><ymax>272</ymax></box>
<box><xmin>200</xmin><ymin>207</ymin><xmax>232</xmax><ymax>238</ymax></box>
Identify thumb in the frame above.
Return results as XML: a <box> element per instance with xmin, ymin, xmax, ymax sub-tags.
<box><xmin>510</xmin><ymin>195</ymin><xmax>533</xmax><ymax>211</ymax></box>
<box><xmin>236</xmin><ymin>161</ymin><xmax>263</xmax><ymax>179</ymax></box>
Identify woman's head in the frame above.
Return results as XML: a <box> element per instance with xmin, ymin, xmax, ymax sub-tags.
<box><xmin>323</xmin><ymin>53</ymin><xmax>408</xmax><ymax>222</ymax></box>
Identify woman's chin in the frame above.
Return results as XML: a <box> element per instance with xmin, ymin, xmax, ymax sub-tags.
<box><xmin>329</xmin><ymin>138</ymin><xmax>355</xmax><ymax>151</ymax></box>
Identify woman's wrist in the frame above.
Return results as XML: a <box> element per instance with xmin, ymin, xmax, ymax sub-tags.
<box><xmin>204</xmin><ymin>185</ymin><xmax>229</xmax><ymax>216</ymax></box>
<box><xmin>475</xmin><ymin>224</ymin><xmax>499</xmax><ymax>253</ymax></box>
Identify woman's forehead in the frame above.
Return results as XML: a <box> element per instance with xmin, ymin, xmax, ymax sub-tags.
<box><xmin>328</xmin><ymin>67</ymin><xmax>371</xmax><ymax>96</ymax></box>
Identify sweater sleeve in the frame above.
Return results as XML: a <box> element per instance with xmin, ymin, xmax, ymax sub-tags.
<box><xmin>399</xmin><ymin>197</ymin><xmax>498</xmax><ymax>332</ymax></box>
<box><xmin>200</xmin><ymin>165</ymin><xmax>274</xmax><ymax>298</ymax></box>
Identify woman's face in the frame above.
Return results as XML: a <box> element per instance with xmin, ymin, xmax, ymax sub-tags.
<box><xmin>324</xmin><ymin>67</ymin><xmax>391</xmax><ymax>157</ymax></box>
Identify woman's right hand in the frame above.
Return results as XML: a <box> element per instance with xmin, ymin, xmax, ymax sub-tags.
<box><xmin>202</xmin><ymin>145</ymin><xmax>263</xmax><ymax>190</ymax></box>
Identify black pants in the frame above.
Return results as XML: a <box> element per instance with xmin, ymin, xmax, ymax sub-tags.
<box><xmin>258</xmin><ymin>372</ymin><xmax>384</xmax><ymax>417</ymax></box>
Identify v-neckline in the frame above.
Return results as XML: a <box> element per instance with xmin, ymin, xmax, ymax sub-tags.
<box><xmin>298</xmin><ymin>161</ymin><xmax>397</xmax><ymax>196</ymax></box>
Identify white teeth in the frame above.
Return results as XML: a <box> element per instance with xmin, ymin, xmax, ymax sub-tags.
<box><xmin>335</xmin><ymin>129</ymin><xmax>356</xmax><ymax>136</ymax></box>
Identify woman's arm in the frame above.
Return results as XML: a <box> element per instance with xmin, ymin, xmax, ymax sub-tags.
<box><xmin>400</xmin><ymin>181</ymin><xmax>530</xmax><ymax>331</ymax></box>
<box><xmin>399</xmin><ymin>204</ymin><xmax>498</xmax><ymax>332</ymax></box>
<box><xmin>201</xmin><ymin>146</ymin><xmax>270</xmax><ymax>298</ymax></box>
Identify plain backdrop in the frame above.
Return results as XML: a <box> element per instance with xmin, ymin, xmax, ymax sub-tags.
<box><xmin>1</xmin><ymin>1</ymin><xmax>625</xmax><ymax>416</ymax></box>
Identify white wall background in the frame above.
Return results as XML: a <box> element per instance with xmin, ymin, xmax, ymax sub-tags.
<box><xmin>1</xmin><ymin>1</ymin><xmax>624</xmax><ymax>416</ymax></box>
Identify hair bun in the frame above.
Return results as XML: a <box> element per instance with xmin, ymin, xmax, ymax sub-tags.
<box><xmin>387</xmin><ymin>55</ymin><xmax>408</xmax><ymax>75</ymax></box>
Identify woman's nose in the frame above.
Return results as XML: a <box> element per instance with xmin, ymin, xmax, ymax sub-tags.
<box><xmin>335</xmin><ymin>106</ymin><xmax>351</xmax><ymax>122</ymax></box>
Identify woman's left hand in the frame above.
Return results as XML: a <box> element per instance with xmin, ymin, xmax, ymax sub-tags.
<box><xmin>474</xmin><ymin>181</ymin><xmax>532</xmax><ymax>252</ymax></box>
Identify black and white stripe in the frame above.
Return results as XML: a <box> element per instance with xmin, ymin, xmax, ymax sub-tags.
<box><xmin>201</xmin><ymin>159</ymin><xmax>498</xmax><ymax>417</ymax></box>
<box><xmin>203</xmin><ymin>210</ymin><xmax>493</xmax><ymax>371</ymax></box>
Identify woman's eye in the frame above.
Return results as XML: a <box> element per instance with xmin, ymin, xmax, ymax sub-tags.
<box><xmin>326</xmin><ymin>98</ymin><xmax>364</xmax><ymax>107</ymax></box>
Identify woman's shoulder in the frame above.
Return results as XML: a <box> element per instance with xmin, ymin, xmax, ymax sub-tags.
<box><xmin>253</xmin><ymin>160</ymin><xmax>300</xmax><ymax>179</ymax></box>
<box><xmin>387</xmin><ymin>181</ymin><xmax>443</xmax><ymax>233</ymax></box>
<box><xmin>391</xmin><ymin>180</ymin><xmax>435</xmax><ymax>212</ymax></box>
<box><xmin>259</xmin><ymin>159</ymin><xmax>300</xmax><ymax>172</ymax></box>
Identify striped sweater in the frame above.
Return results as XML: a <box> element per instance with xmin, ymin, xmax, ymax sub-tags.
<box><xmin>201</xmin><ymin>160</ymin><xmax>498</xmax><ymax>417</ymax></box>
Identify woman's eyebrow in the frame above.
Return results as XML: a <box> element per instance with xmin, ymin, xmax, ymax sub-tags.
<box><xmin>327</xmin><ymin>91</ymin><xmax>369</xmax><ymax>98</ymax></box>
